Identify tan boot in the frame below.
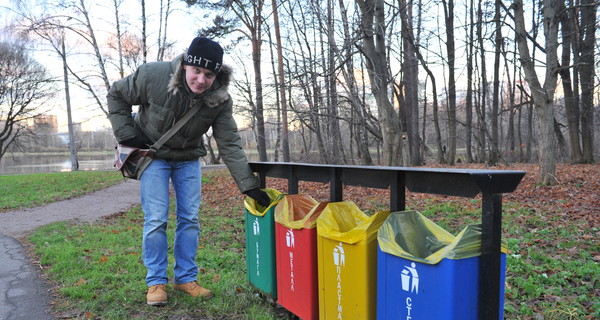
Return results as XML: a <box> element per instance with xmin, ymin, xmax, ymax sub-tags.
<box><xmin>146</xmin><ymin>284</ymin><xmax>167</xmax><ymax>306</ymax></box>
<box><xmin>173</xmin><ymin>282</ymin><xmax>213</xmax><ymax>298</ymax></box>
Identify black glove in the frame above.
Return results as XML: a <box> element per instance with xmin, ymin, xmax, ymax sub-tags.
<box><xmin>121</xmin><ymin>133</ymin><xmax>153</xmax><ymax>148</ymax></box>
<box><xmin>245</xmin><ymin>188</ymin><xmax>271</xmax><ymax>207</ymax></box>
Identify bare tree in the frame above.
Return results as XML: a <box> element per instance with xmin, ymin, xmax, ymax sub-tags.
<box><xmin>399</xmin><ymin>0</ymin><xmax>422</xmax><ymax>166</ymax></box>
<box><xmin>187</xmin><ymin>0</ymin><xmax>269</xmax><ymax>161</ymax></box>
<box><xmin>475</xmin><ymin>0</ymin><xmax>488</xmax><ymax>162</ymax></box>
<box><xmin>284</xmin><ymin>1</ymin><xmax>330</xmax><ymax>163</ymax></box>
<box><xmin>336</xmin><ymin>0</ymin><xmax>374</xmax><ymax>165</ymax></box>
<box><xmin>18</xmin><ymin>0</ymin><xmax>113</xmax><ymax>117</ymax></box>
<box><xmin>578</xmin><ymin>0</ymin><xmax>596</xmax><ymax>163</ymax></box>
<box><xmin>441</xmin><ymin>0</ymin><xmax>457</xmax><ymax>165</ymax></box>
<box><xmin>323</xmin><ymin>0</ymin><xmax>344</xmax><ymax>164</ymax></box>
<box><xmin>270</xmin><ymin>0</ymin><xmax>290</xmax><ymax>162</ymax></box>
<box><xmin>514</xmin><ymin>0</ymin><xmax>559</xmax><ymax>185</ymax></box>
<box><xmin>465</xmin><ymin>0</ymin><xmax>475</xmax><ymax>163</ymax></box>
<box><xmin>489</xmin><ymin>0</ymin><xmax>502</xmax><ymax>164</ymax></box>
<box><xmin>557</xmin><ymin>0</ymin><xmax>583</xmax><ymax>164</ymax></box>
<box><xmin>112</xmin><ymin>0</ymin><xmax>125</xmax><ymax>78</ymax></box>
<box><xmin>356</xmin><ymin>0</ymin><xmax>401</xmax><ymax>166</ymax></box>
<box><xmin>76</xmin><ymin>0</ymin><xmax>111</xmax><ymax>92</ymax></box>
<box><xmin>156</xmin><ymin>0</ymin><xmax>174</xmax><ymax>61</ymax></box>
<box><xmin>0</xmin><ymin>39</ymin><xmax>56</xmax><ymax>160</ymax></box>
<box><xmin>140</xmin><ymin>0</ymin><xmax>147</xmax><ymax>63</ymax></box>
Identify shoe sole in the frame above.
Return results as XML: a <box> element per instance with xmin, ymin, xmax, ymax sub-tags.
<box><xmin>174</xmin><ymin>289</ymin><xmax>213</xmax><ymax>299</ymax></box>
<box><xmin>147</xmin><ymin>300</ymin><xmax>167</xmax><ymax>306</ymax></box>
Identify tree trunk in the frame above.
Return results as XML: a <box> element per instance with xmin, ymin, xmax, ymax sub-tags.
<box><xmin>62</xmin><ymin>34</ymin><xmax>78</xmax><ymax>171</ymax></box>
<box><xmin>514</xmin><ymin>0</ymin><xmax>559</xmax><ymax>185</ymax></box>
<box><xmin>465</xmin><ymin>0</ymin><xmax>475</xmax><ymax>163</ymax></box>
<box><xmin>266</xmin><ymin>27</ymin><xmax>280</xmax><ymax>162</ymax></box>
<box><xmin>554</xmin><ymin>117</ymin><xmax>568</xmax><ymax>160</ymax></box>
<box><xmin>404</xmin><ymin>35</ymin><xmax>443</xmax><ymax>163</ymax></box>
<box><xmin>356</xmin><ymin>0</ymin><xmax>401</xmax><ymax>166</ymax></box>
<box><xmin>326</xmin><ymin>0</ymin><xmax>344</xmax><ymax>164</ymax></box>
<box><xmin>558</xmin><ymin>0</ymin><xmax>583</xmax><ymax>164</ymax></box>
<box><xmin>231</xmin><ymin>0</ymin><xmax>268</xmax><ymax>161</ymax></box>
<box><xmin>156</xmin><ymin>0</ymin><xmax>171</xmax><ymax>61</ymax></box>
<box><xmin>579</xmin><ymin>0</ymin><xmax>596</xmax><ymax>163</ymax></box>
<box><xmin>140</xmin><ymin>0</ymin><xmax>147</xmax><ymax>64</ymax></box>
<box><xmin>271</xmin><ymin>0</ymin><xmax>290</xmax><ymax>162</ymax></box>
<box><xmin>112</xmin><ymin>0</ymin><xmax>124</xmax><ymax>78</ymax></box>
<box><xmin>526</xmin><ymin>102</ymin><xmax>534</xmax><ymax>162</ymax></box>
<box><xmin>489</xmin><ymin>0</ymin><xmax>502</xmax><ymax>165</ymax></box>
<box><xmin>502</xmin><ymin>42</ymin><xmax>517</xmax><ymax>163</ymax></box>
<box><xmin>338</xmin><ymin>0</ymin><xmax>373</xmax><ymax>165</ymax></box>
<box><xmin>476</xmin><ymin>0</ymin><xmax>487</xmax><ymax>162</ymax></box>
<box><xmin>517</xmin><ymin>99</ymin><xmax>524</xmax><ymax>162</ymax></box>
<box><xmin>251</xmin><ymin>34</ymin><xmax>268</xmax><ymax>161</ymax></box>
<box><xmin>442</xmin><ymin>0</ymin><xmax>456</xmax><ymax>165</ymax></box>
<box><xmin>400</xmin><ymin>0</ymin><xmax>421</xmax><ymax>166</ymax></box>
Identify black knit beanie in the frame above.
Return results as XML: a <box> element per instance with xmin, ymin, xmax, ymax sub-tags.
<box><xmin>183</xmin><ymin>37</ymin><xmax>223</xmax><ymax>73</ymax></box>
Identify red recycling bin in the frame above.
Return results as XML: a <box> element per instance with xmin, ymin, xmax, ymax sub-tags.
<box><xmin>275</xmin><ymin>194</ymin><xmax>326</xmax><ymax>320</ymax></box>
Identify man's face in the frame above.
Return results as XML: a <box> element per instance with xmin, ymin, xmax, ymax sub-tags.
<box><xmin>184</xmin><ymin>65</ymin><xmax>217</xmax><ymax>94</ymax></box>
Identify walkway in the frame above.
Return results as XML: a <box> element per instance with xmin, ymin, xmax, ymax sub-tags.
<box><xmin>0</xmin><ymin>179</ymin><xmax>141</xmax><ymax>320</ymax></box>
<box><xmin>0</xmin><ymin>165</ymin><xmax>226</xmax><ymax>319</ymax></box>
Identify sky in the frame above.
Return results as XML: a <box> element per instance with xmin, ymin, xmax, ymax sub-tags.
<box><xmin>1</xmin><ymin>0</ymin><xmax>211</xmax><ymax>133</ymax></box>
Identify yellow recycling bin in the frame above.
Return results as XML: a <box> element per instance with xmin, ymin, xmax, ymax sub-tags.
<box><xmin>316</xmin><ymin>201</ymin><xmax>390</xmax><ymax>320</ymax></box>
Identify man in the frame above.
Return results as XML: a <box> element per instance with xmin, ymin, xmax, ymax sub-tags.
<box><xmin>107</xmin><ymin>37</ymin><xmax>270</xmax><ymax>306</ymax></box>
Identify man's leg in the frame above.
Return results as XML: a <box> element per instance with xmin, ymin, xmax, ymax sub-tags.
<box><xmin>171</xmin><ymin>159</ymin><xmax>202</xmax><ymax>284</ymax></box>
<box><xmin>140</xmin><ymin>159</ymin><xmax>172</xmax><ymax>286</ymax></box>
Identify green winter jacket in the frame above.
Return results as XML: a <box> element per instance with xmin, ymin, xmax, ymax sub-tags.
<box><xmin>107</xmin><ymin>54</ymin><xmax>259</xmax><ymax>192</ymax></box>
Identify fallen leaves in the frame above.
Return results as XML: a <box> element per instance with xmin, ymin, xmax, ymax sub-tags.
<box><xmin>201</xmin><ymin>163</ymin><xmax>599</xmax><ymax>319</ymax></box>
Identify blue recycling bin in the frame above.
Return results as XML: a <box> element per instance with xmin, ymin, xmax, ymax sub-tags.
<box><xmin>376</xmin><ymin>210</ymin><xmax>507</xmax><ymax>320</ymax></box>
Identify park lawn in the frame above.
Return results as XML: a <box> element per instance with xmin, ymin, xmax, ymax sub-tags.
<box><xmin>0</xmin><ymin>170</ymin><xmax>123</xmax><ymax>212</ymax></box>
<box><xmin>18</xmin><ymin>165</ymin><xmax>600</xmax><ymax>319</ymax></box>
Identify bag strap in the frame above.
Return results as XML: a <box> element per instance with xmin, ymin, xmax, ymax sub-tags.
<box><xmin>150</xmin><ymin>104</ymin><xmax>201</xmax><ymax>150</ymax></box>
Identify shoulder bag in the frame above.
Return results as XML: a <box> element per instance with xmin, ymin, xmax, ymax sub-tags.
<box><xmin>114</xmin><ymin>105</ymin><xmax>201</xmax><ymax>180</ymax></box>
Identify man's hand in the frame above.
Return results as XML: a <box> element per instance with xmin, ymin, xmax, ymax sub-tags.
<box><xmin>244</xmin><ymin>188</ymin><xmax>271</xmax><ymax>207</ymax></box>
<box><xmin>121</xmin><ymin>134</ymin><xmax>153</xmax><ymax>148</ymax></box>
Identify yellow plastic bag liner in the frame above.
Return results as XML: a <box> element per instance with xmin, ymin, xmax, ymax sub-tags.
<box><xmin>317</xmin><ymin>201</ymin><xmax>390</xmax><ymax>245</ymax></box>
<box><xmin>243</xmin><ymin>188</ymin><xmax>283</xmax><ymax>217</ymax></box>
<box><xmin>378</xmin><ymin>210</ymin><xmax>508</xmax><ymax>265</ymax></box>
<box><xmin>274</xmin><ymin>194</ymin><xmax>327</xmax><ymax>229</ymax></box>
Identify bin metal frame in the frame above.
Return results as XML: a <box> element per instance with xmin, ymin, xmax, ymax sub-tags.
<box><xmin>249</xmin><ymin>162</ymin><xmax>525</xmax><ymax>320</ymax></box>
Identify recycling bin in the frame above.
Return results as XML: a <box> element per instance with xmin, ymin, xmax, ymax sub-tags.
<box><xmin>275</xmin><ymin>194</ymin><xmax>327</xmax><ymax>320</ymax></box>
<box><xmin>316</xmin><ymin>201</ymin><xmax>390</xmax><ymax>320</ymax></box>
<box><xmin>376</xmin><ymin>210</ymin><xmax>508</xmax><ymax>320</ymax></box>
<box><xmin>244</xmin><ymin>188</ymin><xmax>282</xmax><ymax>298</ymax></box>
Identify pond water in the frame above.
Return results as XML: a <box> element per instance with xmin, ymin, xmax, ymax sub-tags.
<box><xmin>0</xmin><ymin>153</ymin><xmax>115</xmax><ymax>175</ymax></box>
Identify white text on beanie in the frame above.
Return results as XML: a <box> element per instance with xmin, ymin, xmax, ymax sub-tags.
<box><xmin>183</xmin><ymin>37</ymin><xmax>223</xmax><ymax>73</ymax></box>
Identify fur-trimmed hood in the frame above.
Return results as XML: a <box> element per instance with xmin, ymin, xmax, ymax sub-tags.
<box><xmin>167</xmin><ymin>54</ymin><xmax>233</xmax><ymax>108</ymax></box>
<box><xmin>107</xmin><ymin>53</ymin><xmax>259</xmax><ymax>192</ymax></box>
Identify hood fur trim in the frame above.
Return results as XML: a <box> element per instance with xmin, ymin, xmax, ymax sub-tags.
<box><xmin>167</xmin><ymin>54</ymin><xmax>232</xmax><ymax>108</ymax></box>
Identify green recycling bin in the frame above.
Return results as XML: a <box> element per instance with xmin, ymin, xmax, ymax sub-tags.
<box><xmin>244</xmin><ymin>188</ymin><xmax>282</xmax><ymax>298</ymax></box>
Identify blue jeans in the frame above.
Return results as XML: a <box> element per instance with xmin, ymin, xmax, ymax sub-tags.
<box><xmin>140</xmin><ymin>158</ymin><xmax>202</xmax><ymax>286</ymax></box>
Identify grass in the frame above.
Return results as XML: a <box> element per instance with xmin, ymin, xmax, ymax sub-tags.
<box><xmin>0</xmin><ymin>171</ymin><xmax>124</xmax><ymax>212</ymax></box>
<box><xmin>23</xmin><ymin>170</ymin><xmax>292</xmax><ymax>320</ymax></box>
<box><xmin>29</xmin><ymin>205</ymin><xmax>283</xmax><ymax>319</ymax></box>
<box><xmin>4</xmin><ymin>169</ymin><xmax>599</xmax><ymax>319</ymax></box>
<box><xmin>417</xmin><ymin>200</ymin><xmax>599</xmax><ymax>319</ymax></box>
